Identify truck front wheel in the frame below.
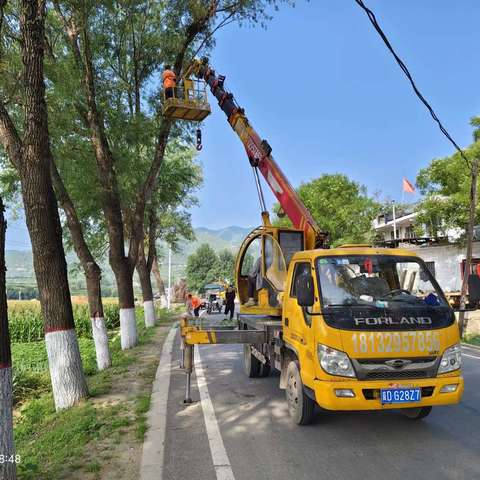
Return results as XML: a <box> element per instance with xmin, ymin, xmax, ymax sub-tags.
<box><xmin>243</xmin><ymin>344</ymin><xmax>261</xmax><ymax>378</ymax></box>
<box><xmin>401</xmin><ymin>406</ymin><xmax>432</xmax><ymax>420</ymax></box>
<box><xmin>286</xmin><ymin>361</ymin><xmax>315</xmax><ymax>425</ymax></box>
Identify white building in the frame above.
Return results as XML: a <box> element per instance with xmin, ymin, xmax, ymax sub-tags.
<box><xmin>373</xmin><ymin>209</ymin><xmax>477</xmax><ymax>294</ymax></box>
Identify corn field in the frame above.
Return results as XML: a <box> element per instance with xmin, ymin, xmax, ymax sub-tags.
<box><xmin>8</xmin><ymin>301</ymin><xmax>120</xmax><ymax>343</ymax></box>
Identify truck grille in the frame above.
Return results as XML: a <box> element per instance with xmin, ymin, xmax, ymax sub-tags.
<box><xmin>365</xmin><ymin>370</ymin><xmax>428</xmax><ymax>380</ymax></box>
<box><xmin>352</xmin><ymin>357</ymin><xmax>439</xmax><ymax>381</ymax></box>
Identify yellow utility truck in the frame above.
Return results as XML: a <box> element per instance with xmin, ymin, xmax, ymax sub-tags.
<box><xmin>167</xmin><ymin>59</ymin><xmax>470</xmax><ymax>424</ymax></box>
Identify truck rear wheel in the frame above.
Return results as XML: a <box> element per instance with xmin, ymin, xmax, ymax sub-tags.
<box><xmin>243</xmin><ymin>344</ymin><xmax>261</xmax><ymax>378</ymax></box>
<box><xmin>286</xmin><ymin>360</ymin><xmax>315</xmax><ymax>425</ymax></box>
<box><xmin>401</xmin><ymin>406</ymin><xmax>432</xmax><ymax>420</ymax></box>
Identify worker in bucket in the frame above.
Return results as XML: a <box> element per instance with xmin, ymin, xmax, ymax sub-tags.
<box><xmin>162</xmin><ymin>65</ymin><xmax>176</xmax><ymax>99</ymax></box>
<box><xmin>224</xmin><ymin>284</ymin><xmax>236</xmax><ymax>320</ymax></box>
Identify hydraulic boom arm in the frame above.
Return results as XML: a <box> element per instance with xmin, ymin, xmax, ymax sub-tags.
<box><xmin>188</xmin><ymin>59</ymin><xmax>326</xmax><ymax>249</ymax></box>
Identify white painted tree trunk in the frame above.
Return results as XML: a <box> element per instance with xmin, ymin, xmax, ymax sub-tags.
<box><xmin>0</xmin><ymin>367</ymin><xmax>16</xmax><ymax>480</ymax></box>
<box><xmin>144</xmin><ymin>300</ymin><xmax>156</xmax><ymax>328</ymax></box>
<box><xmin>45</xmin><ymin>329</ymin><xmax>89</xmax><ymax>411</ymax></box>
<box><xmin>120</xmin><ymin>308</ymin><xmax>137</xmax><ymax>350</ymax></box>
<box><xmin>91</xmin><ymin>317</ymin><xmax>111</xmax><ymax>370</ymax></box>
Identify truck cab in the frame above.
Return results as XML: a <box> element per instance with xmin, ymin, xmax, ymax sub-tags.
<box><xmin>281</xmin><ymin>246</ymin><xmax>463</xmax><ymax>424</ymax></box>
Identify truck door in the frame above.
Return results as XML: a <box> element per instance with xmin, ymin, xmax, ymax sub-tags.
<box><xmin>283</xmin><ymin>261</ymin><xmax>316</xmax><ymax>383</ymax></box>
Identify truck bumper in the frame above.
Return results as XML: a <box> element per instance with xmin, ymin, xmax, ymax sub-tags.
<box><xmin>312</xmin><ymin>375</ymin><xmax>464</xmax><ymax>411</ymax></box>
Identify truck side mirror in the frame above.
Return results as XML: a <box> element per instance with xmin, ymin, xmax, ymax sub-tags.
<box><xmin>468</xmin><ymin>274</ymin><xmax>480</xmax><ymax>307</ymax></box>
<box><xmin>296</xmin><ymin>274</ymin><xmax>315</xmax><ymax>307</ymax></box>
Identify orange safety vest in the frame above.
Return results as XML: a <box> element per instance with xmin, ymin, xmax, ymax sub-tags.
<box><xmin>162</xmin><ymin>69</ymin><xmax>176</xmax><ymax>89</ymax></box>
<box><xmin>191</xmin><ymin>296</ymin><xmax>201</xmax><ymax>309</ymax></box>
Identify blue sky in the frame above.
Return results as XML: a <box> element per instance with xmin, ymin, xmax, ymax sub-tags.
<box><xmin>6</xmin><ymin>0</ymin><xmax>480</xmax><ymax>249</ymax></box>
<box><xmin>191</xmin><ymin>0</ymin><xmax>480</xmax><ymax>228</ymax></box>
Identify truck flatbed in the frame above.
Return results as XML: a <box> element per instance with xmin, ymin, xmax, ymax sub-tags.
<box><xmin>238</xmin><ymin>314</ymin><xmax>282</xmax><ymax>344</ymax></box>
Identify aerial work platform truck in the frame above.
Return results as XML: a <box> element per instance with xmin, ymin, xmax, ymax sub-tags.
<box><xmin>166</xmin><ymin>59</ymin><xmax>472</xmax><ymax>425</ymax></box>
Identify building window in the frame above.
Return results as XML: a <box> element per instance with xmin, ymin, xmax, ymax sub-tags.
<box><xmin>405</xmin><ymin>226</ymin><xmax>415</xmax><ymax>239</ymax></box>
<box><xmin>425</xmin><ymin>261</ymin><xmax>436</xmax><ymax>278</ymax></box>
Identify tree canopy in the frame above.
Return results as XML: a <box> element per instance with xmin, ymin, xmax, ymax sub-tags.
<box><xmin>186</xmin><ymin>244</ymin><xmax>235</xmax><ymax>291</ymax></box>
<box><xmin>274</xmin><ymin>173</ymin><xmax>381</xmax><ymax>247</ymax></box>
<box><xmin>416</xmin><ymin>125</ymin><xmax>480</xmax><ymax>240</ymax></box>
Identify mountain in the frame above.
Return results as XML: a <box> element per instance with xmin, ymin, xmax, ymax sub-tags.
<box><xmin>5</xmin><ymin>225</ymin><xmax>254</xmax><ymax>293</ymax></box>
<box><xmin>195</xmin><ymin>226</ymin><xmax>252</xmax><ymax>244</ymax></box>
<box><xmin>157</xmin><ymin>225</ymin><xmax>253</xmax><ymax>283</ymax></box>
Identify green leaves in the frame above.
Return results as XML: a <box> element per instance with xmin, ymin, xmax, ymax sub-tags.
<box><xmin>186</xmin><ymin>243</ymin><xmax>218</xmax><ymax>291</ymax></box>
<box><xmin>274</xmin><ymin>173</ymin><xmax>381</xmax><ymax>247</ymax></box>
<box><xmin>185</xmin><ymin>244</ymin><xmax>235</xmax><ymax>291</ymax></box>
<box><xmin>415</xmin><ymin>138</ymin><xmax>480</xmax><ymax>240</ymax></box>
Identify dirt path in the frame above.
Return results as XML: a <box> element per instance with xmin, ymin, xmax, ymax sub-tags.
<box><xmin>68</xmin><ymin>323</ymin><xmax>173</xmax><ymax>480</ymax></box>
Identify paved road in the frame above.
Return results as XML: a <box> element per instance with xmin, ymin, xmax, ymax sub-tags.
<box><xmin>162</xmin><ymin>317</ymin><xmax>480</xmax><ymax>480</ymax></box>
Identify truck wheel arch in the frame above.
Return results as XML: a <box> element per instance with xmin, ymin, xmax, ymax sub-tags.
<box><xmin>279</xmin><ymin>343</ymin><xmax>299</xmax><ymax>389</ymax></box>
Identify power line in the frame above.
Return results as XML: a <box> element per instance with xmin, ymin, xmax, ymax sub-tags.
<box><xmin>353</xmin><ymin>0</ymin><xmax>472</xmax><ymax>169</ymax></box>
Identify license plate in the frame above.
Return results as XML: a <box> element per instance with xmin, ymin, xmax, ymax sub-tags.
<box><xmin>380</xmin><ymin>388</ymin><xmax>421</xmax><ymax>404</ymax></box>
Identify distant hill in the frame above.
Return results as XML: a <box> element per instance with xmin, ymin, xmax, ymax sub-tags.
<box><xmin>5</xmin><ymin>225</ymin><xmax>254</xmax><ymax>293</ymax></box>
<box><xmin>157</xmin><ymin>225</ymin><xmax>253</xmax><ymax>283</ymax></box>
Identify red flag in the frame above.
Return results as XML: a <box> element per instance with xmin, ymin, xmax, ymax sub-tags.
<box><xmin>403</xmin><ymin>178</ymin><xmax>415</xmax><ymax>193</ymax></box>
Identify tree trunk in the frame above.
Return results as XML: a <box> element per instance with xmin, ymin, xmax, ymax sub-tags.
<box><xmin>151</xmin><ymin>255</ymin><xmax>167</xmax><ymax>308</ymax></box>
<box><xmin>136</xmin><ymin>243</ymin><xmax>155</xmax><ymax>327</ymax></box>
<box><xmin>459</xmin><ymin>158</ymin><xmax>479</xmax><ymax>337</ymax></box>
<box><xmin>79</xmin><ymin>26</ymin><xmax>138</xmax><ymax>350</ymax></box>
<box><xmin>0</xmin><ymin>197</ymin><xmax>17</xmax><ymax>480</ymax></box>
<box><xmin>51</xmin><ymin>162</ymin><xmax>111</xmax><ymax>370</ymax></box>
<box><xmin>112</xmin><ymin>258</ymin><xmax>137</xmax><ymax>349</ymax></box>
<box><xmin>85</xmin><ymin>263</ymin><xmax>111</xmax><ymax>369</ymax></box>
<box><xmin>19</xmin><ymin>0</ymin><xmax>87</xmax><ymax>409</ymax></box>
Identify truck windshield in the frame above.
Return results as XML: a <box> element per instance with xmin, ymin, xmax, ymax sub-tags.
<box><xmin>315</xmin><ymin>255</ymin><xmax>447</xmax><ymax>308</ymax></box>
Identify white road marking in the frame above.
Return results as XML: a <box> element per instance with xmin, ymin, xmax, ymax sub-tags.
<box><xmin>462</xmin><ymin>345</ymin><xmax>480</xmax><ymax>353</ymax></box>
<box><xmin>140</xmin><ymin>324</ymin><xmax>177</xmax><ymax>480</ymax></box>
<box><xmin>463</xmin><ymin>353</ymin><xmax>480</xmax><ymax>360</ymax></box>
<box><xmin>196</xmin><ymin>346</ymin><xmax>236</xmax><ymax>480</ymax></box>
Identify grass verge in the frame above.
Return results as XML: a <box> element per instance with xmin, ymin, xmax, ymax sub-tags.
<box><xmin>464</xmin><ymin>335</ymin><xmax>480</xmax><ymax>347</ymax></box>
<box><xmin>13</xmin><ymin>307</ymin><xmax>177</xmax><ymax>480</ymax></box>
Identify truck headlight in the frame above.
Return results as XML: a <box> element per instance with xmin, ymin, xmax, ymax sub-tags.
<box><xmin>317</xmin><ymin>344</ymin><xmax>356</xmax><ymax>378</ymax></box>
<box><xmin>437</xmin><ymin>343</ymin><xmax>462</xmax><ymax>375</ymax></box>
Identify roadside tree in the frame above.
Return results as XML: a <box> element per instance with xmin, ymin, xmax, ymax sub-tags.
<box><xmin>0</xmin><ymin>0</ymin><xmax>88</xmax><ymax>409</ymax></box>
<box><xmin>416</xmin><ymin>141</ymin><xmax>480</xmax><ymax>239</ymax></box>
<box><xmin>51</xmin><ymin>0</ymin><xmax>287</xmax><ymax>349</ymax></box>
<box><xmin>214</xmin><ymin>249</ymin><xmax>236</xmax><ymax>284</ymax></box>
<box><xmin>0</xmin><ymin>197</ymin><xmax>16</xmax><ymax>480</ymax></box>
<box><xmin>274</xmin><ymin>174</ymin><xmax>381</xmax><ymax>246</ymax></box>
<box><xmin>136</xmin><ymin>144</ymin><xmax>201</xmax><ymax>326</ymax></box>
<box><xmin>186</xmin><ymin>244</ymin><xmax>218</xmax><ymax>292</ymax></box>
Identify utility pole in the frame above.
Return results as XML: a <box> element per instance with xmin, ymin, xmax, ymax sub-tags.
<box><xmin>459</xmin><ymin>152</ymin><xmax>479</xmax><ymax>337</ymax></box>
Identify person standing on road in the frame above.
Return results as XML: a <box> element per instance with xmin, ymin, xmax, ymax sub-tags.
<box><xmin>224</xmin><ymin>284</ymin><xmax>236</xmax><ymax>320</ymax></box>
<box><xmin>186</xmin><ymin>293</ymin><xmax>201</xmax><ymax>317</ymax></box>
<box><xmin>192</xmin><ymin>294</ymin><xmax>201</xmax><ymax>317</ymax></box>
